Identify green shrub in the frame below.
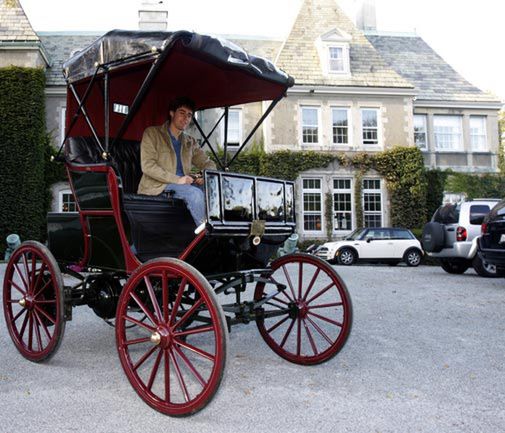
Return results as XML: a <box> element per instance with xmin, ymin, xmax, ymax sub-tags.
<box><xmin>0</xmin><ymin>67</ymin><xmax>47</xmax><ymax>253</ymax></box>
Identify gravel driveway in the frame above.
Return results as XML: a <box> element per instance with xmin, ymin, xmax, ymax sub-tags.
<box><xmin>0</xmin><ymin>263</ymin><xmax>504</xmax><ymax>433</ymax></box>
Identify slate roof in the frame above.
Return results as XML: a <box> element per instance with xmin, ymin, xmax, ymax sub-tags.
<box><xmin>275</xmin><ymin>0</ymin><xmax>412</xmax><ymax>89</ymax></box>
<box><xmin>39</xmin><ymin>33</ymin><xmax>103</xmax><ymax>86</ymax></box>
<box><xmin>0</xmin><ymin>0</ymin><xmax>38</xmax><ymax>41</ymax></box>
<box><xmin>366</xmin><ymin>34</ymin><xmax>500</xmax><ymax>103</ymax></box>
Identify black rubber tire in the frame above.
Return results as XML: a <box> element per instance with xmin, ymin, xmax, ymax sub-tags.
<box><xmin>440</xmin><ymin>259</ymin><xmax>470</xmax><ymax>274</ymax></box>
<box><xmin>422</xmin><ymin>222</ymin><xmax>445</xmax><ymax>253</ymax></box>
<box><xmin>404</xmin><ymin>248</ymin><xmax>422</xmax><ymax>267</ymax></box>
<box><xmin>338</xmin><ymin>248</ymin><xmax>356</xmax><ymax>266</ymax></box>
<box><xmin>472</xmin><ymin>254</ymin><xmax>501</xmax><ymax>278</ymax></box>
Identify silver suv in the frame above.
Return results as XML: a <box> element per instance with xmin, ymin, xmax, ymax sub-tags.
<box><xmin>421</xmin><ymin>199</ymin><xmax>502</xmax><ymax>277</ymax></box>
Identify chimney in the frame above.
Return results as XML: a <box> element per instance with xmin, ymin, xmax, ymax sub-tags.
<box><xmin>356</xmin><ymin>0</ymin><xmax>377</xmax><ymax>32</ymax></box>
<box><xmin>138</xmin><ymin>0</ymin><xmax>168</xmax><ymax>31</ymax></box>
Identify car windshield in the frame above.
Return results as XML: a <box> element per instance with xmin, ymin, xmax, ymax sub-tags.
<box><xmin>344</xmin><ymin>228</ymin><xmax>366</xmax><ymax>240</ymax></box>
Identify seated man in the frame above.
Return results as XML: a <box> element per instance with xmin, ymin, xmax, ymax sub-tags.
<box><xmin>137</xmin><ymin>97</ymin><xmax>216</xmax><ymax>227</ymax></box>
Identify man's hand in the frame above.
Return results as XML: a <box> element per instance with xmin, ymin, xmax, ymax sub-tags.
<box><xmin>194</xmin><ymin>177</ymin><xmax>204</xmax><ymax>186</ymax></box>
<box><xmin>177</xmin><ymin>175</ymin><xmax>194</xmax><ymax>185</ymax></box>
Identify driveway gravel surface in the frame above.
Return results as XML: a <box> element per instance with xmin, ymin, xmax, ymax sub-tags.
<box><xmin>0</xmin><ymin>263</ymin><xmax>504</xmax><ymax>433</ymax></box>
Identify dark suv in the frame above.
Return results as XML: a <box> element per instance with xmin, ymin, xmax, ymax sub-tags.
<box><xmin>477</xmin><ymin>199</ymin><xmax>505</xmax><ymax>273</ymax></box>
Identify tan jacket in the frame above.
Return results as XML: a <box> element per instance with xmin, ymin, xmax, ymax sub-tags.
<box><xmin>137</xmin><ymin>121</ymin><xmax>216</xmax><ymax>196</ymax></box>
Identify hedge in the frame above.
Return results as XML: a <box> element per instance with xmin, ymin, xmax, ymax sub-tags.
<box><xmin>0</xmin><ymin>67</ymin><xmax>47</xmax><ymax>253</ymax></box>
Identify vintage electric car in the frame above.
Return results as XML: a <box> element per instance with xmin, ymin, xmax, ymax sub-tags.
<box><xmin>2</xmin><ymin>30</ymin><xmax>353</xmax><ymax>416</ymax></box>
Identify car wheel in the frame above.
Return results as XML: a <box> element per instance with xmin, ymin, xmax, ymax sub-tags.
<box><xmin>404</xmin><ymin>248</ymin><xmax>422</xmax><ymax>267</ymax></box>
<box><xmin>338</xmin><ymin>248</ymin><xmax>356</xmax><ymax>266</ymax></box>
<box><xmin>472</xmin><ymin>255</ymin><xmax>501</xmax><ymax>278</ymax></box>
<box><xmin>440</xmin><ymin>259</ymin><xmax>470</xmax><ymax>274</ymax></box>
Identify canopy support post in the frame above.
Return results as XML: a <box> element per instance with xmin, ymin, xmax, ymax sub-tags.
<box><xmin>227</xmin><ymin>98</ymin><xmax>281</xmax><ymax>168</ymax></box>
<box><xmin>104</xmin><ymin>68</ymin><xmax>110</xmax><ymax>156</ymax></box>
<box><xmin>223</xmin><ymin>107</ymin><xmax>229</xmax><ymax>170</ymax></box>
<box><xmin>192</xmin><ymin>114</ymin><xmax>225</xmax><ymax>171</ymax></box>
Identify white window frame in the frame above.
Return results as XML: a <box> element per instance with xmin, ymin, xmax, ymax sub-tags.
<box><xmin>360</xmin><ymin>108</ymin><xmax>381</xmax><ymax>148</ymax></box>
<box><xmin>60</xmin><ymin>106</ymin><xmax>66</xmax><ymax>145</ymax></box>
<box><xmin>362</xmin><ymin>178</ymin><xmax>383</xmax><ymax>228</ymax></box>
<box><xmin>327</xmin><ymin>45</ymin><xmax>351</xmax><ymax>74</ymax></box>
<box><xmin>302</xmin><ymin>178</ymin><xmax>324</xmax><ymax>234</ymax></box>
<box><xmin>413</xmin><ymin>114</ymin><xmax>428</xmax><ymax>150</ymax></box>
<box><xmin>332</xmin><ymin>178</ymin><xmax>354</xmax><ymax>233</ymax></box>
<box><xmin>470</xmin><ymin>115</ymin><xmax>488</xmax><ymax>152</ymax></box>
<box><xmin>220</xmin><ymin>108</ymin><xmax>242</xmax><ymax>148</ymax></box>
<box><xmin>300</xmin><ymin>106</ymin><xmax>321</xmax><ymax>145</ymax></box>
<box><xmin>317</xmin><ymin>29</ymin><xmax>352</xmax><ymax>76</ymax></box>
<box><xmin>331</xmin><ymin>107</ymin><xmax>351</xmax><ymax>146</ymax></box>
<box><xmin>58</xmin><ymin>189</ymin><xmax>77</xmax><ymax>213</ymax></box>
<box><xmin>433</xmin><ymin>115</ymin><xmax>463</xmax><ymax>151</ymax></box>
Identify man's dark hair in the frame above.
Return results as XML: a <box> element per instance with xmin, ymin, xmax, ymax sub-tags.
<box><xmin>169</xmin><ymin>96</ymin><xmax>196</xmax><ymax>114</ymax></box>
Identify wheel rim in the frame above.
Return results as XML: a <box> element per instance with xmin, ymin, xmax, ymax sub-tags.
<box><xmin>340</xmin><ymin>250</ymin><xmax>354</xmax><ymax>265</ymax></box>
<box><xmin>482</xmin><ymin>260</ymin><xmax>496</xmax><ymax>274</ymax></box>
<box><xmin>255</xmin><ymin>254</ymin><xmax>352</xmax><ymax>365</ymax></box>
<box><xmin>2</xmin><ymin>242</ymin><xmax>65</xmax><ymax>362</ymax></box>
<box><xmin>116</xmin><ymin>259</ymin><xmax>226</xmax><ymax>416</ymax></box>
<box><xmin>407</xmin><ymin>251</ymin><xmax>420</xmax><ymax>266</ymax></box>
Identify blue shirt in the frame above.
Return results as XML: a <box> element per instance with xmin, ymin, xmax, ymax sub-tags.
<box><xmin>168</xmin><ymin>130</ymin><xmax>185</xmax><ymax>177</ymax></box>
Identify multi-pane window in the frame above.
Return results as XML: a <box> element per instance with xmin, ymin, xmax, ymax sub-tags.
<box><xmin>333</xmin><ymin>178</ymin><xmax>352</xmax><ymax>231</ymax></box>
<box><xmin>301</xmin><ymin>106</ymin><xmax>319</xmax><ymax>144</ymax></box>
<box><xmin>302</xmin><ymin>178</ymin><xmax>322</xmax><ymax>232</ymax></box>
<box><xmin>414</xmin><ymin>114</ymin><xmax>428</xmax><ymax>150</ymax></box>
<box><xmin>226</xmin><ymin>108</ymin><xmax>242</xmax><ymax>147</ymax></box>
<box><xmin>59</xmin><ymin>190</ymin><xmax>77</xmax><ymax>213</ymax></box>
<box><xmin>362</xmin><ymin>179</ymin><xmax>382</xmax><ymax>228</ymax></box>
<box><xmin>332</xmin><ymin>108</ymin><xmax>349</xmax><ymax>145</ymax></box>
<box><xmin>470</xmin><ymin>116</ymin><xmax>487</xmax><ymax>151</ymax></box>
<box><xmin>361</xmin><ymin>109</ymin><xmax>379</xmax><ymax>146</ymax></box>
<box><xmin>328</xmin><ymin>46</ymin><xmax>344</xmax><ymax>72</ymax></box>
<box><xmin>434</xmin><ymin>115</ymin><xmax>463</xmax><ymax>151</ymax></box>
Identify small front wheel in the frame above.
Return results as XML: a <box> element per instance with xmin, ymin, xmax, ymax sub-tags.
<box><xmin>116</xmin><ymin>258</ymin><xmax>228</xmax><ymax>416</ymax></box>
<box><xmin>404</xmin><ymin>248</ymin><xmax>422</xmax><ymax>267</ymax></box>
<box><xmin>254</xmin><ymin>253</ymin><xmax>352</xmax><ymax>365</ymax></box>
<box><xmin>2</xmin><ymin>241</ymin><xmax>66</xmax><ymax>362</ymax></box>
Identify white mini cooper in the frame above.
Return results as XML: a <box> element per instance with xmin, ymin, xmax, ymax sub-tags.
<box><xmin>315</xmin><ymin>227</ymin><xmax>423</xmax><ymax>266</ymax></box>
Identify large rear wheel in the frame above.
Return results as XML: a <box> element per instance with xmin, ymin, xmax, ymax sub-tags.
<box><xmin>254</xmin><ymin>253</ymin><xmax>352</xmax><ymax>365</ymax></box>
<box><xmin>116</xmin><ymin>258</ymin><xmax>227</xmax><ymax>416</ymax></box>
<box><xmin>2</xmin><ymin>241</ymin><xmax>65</xmax><ymax>362</ymax></box>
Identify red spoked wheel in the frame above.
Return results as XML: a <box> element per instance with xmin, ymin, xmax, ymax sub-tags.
<box><xmin>2</xmin><ymin>241</ymin><xmax>66</xmax><ymax>362</ymax></box>
<box><xmin>254</xmin><ymin>253</ymin><xmax>352</xmax><ymax>365</ymax></box>
<box><xmin>116</xmin><ymin>258</ymin><xmax>228</xmax><ymax>416</ymax></box>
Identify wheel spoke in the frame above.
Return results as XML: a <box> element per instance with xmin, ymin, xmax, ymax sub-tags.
<box><xmin>306</xmin><ymin>282</ymin><xmax>335</xmax><ymax>304</ymax></box>
<box><xmin>174</xmin><ymin>325</ymin><xmax>214</xmax><ymax>338</ymax></box>
<box><xmin>33</xmin><ymin>313</ymin><xmax>44</xmax><ymax>352</ymax></box>
<box><xmin>308</xmin><ymin>302</ymin><xmax>343</xmax><ymax>310</ymax></box>
<box><xmin>11</xmin><ymin>308</ymin><xmax>26</xmax><ymax>324</ymax></box>
<box><xmin>32</xmin><ymin>278</ymin><xmax>52</xmax><ymax>301</ymax></box>
<box><xmin>308</xmin><ymin>311</ymin><xmax>343</xmax><ymax>327</ymax></box>
<box><xmin>22</xmin><ymin>254</ymin><xmax>31</xmax><ymax>293</ymax></box>
<box><xmin>265</xmin><ymin>301</ymin><xmax>288</xmax><ymax>310</ymax></box>
<box><xmin>162</xmin><ymin>270</ymin><xmax>169</xmax><ymax>323</ymax></box>
<box><xmin>302</xmin><ymin>318</ymin><xmax>318</xmax><ymax>355</ymax></box>
<box><xmin>266</xmin><ymin>315</ymin><xmax>290</xmax><ymax>333</ymax></box>
<box><xmin>306</xmin><ymin>315</ymin><xmax>334</xmax><ymax>346</ymax></box>
<box><xmin>124</xmin><ymin>336</ymin><xmax>151</xmax><ymax>346</ymax></box>
<box><xmin>13</xmin><ymin>264</ymin><xmax>29</xmax><ymax>293</ymax></box>
<box><xmin>296</xmin><ymin>317</ymin><xmax>302</xmax><ymax>356</ymax></box>
<box><xmin>32</xmin><ymin>263</ymin><xmax>47</xmax><ymax>298</ymax></box>
<box><xmin>271</xmin><ymin>295</ymin><xmax>289</xmax><ymax>306</ymax></box>
<box><xmin>302</xmin><ymin>267</ymin><xmax>321</xmax><ymax>302</ymax></box>
<box><xmin>144</xmin><ymin>276</ymin><xmax>163</xmax><ymax>323</ymax></box>
<box><xmin>133</xmin><ymin>345</ymin><xmax>158</xmax><ymax>371</ymax></box>
<box><xmin>34</xmin><ymin>299</ymin><xmax>57</xmax><ymax>304</ymax></box>
<box><xmin>170</xmin><ymin>277</ymin><xmax>187</xmax><ymax>325</ymax></box>
<box><xmin>8</xmin><ymin>279</ymin><xmax>26</xmax><ymax>296</ymax></box>
<box><xmin>282</xmin><ymin>265</ymin><xmax>297</xmax><ymax>300</ymax></box>
<box><xmin>28</xmin><ymin>312</ymin><xmax>34</xmax><ymax>351</ymax></box>
<box><xmin>124</xmin><ymin>315</ymin><xmax>155</xmax><ymax>333</ymax></box>
<box><xmin>175</xmin><ymin>339</ymin><xmax>215</xmax><ymax>362</ymax></box>
<box><xmin>173</xmin><ymin>298</ymin><xmax>204</xmax><ymax>330</ymax></box>
<box><xmin>270</xmin><ymin>276</ymin><xmax>294</xmax><ymax>302</ymax></box>
<box><xmin>173</xmin><ymin>344</ymin><xmax>206</xmax><ymax>388</ymax></box>
<box><xmin>34</xmin><ymin>304</ymin><xmax>56</xmax><ymax>325</ymax></box>
<box><xmin>279</xmin><ymin>318</ymin><xmax>295</xmax><ymax>348</ymax></box>
<box><xmin>33</xmin><ymin>309</ymin><xmax>52</xmax><ymax>341</ymax></box>
<box><xmin>18</xmin><ymin>310</ymin><xmax>30</xmax><ymax>340</ymax></box>
<box><xmin>147</xmin><ymin>349</ymin><xmax>163</xmax><ymax>391</ymax></box>
<box><xmin>298</xmin><ymin>262</ymin><xmax>303</xmax><ymax>299</ymax></box>
<box><xmin>164</xmin><ymin>349</ymin><xmax>171</xmax><ymax>402</ymax></box>
<box><xmin>129</xmin><ymin>291</ymin><xmax>158</xmax><ymax>327</ymax></box>
<box><xmin>30</xmin><ymin>256</ymin><xmax>37</xmax><ymax>293</ymax></box>
<box><xmin>169</xmin><ymin>349</ymin><xmax>190</xmax><ymax>403</ymax></box>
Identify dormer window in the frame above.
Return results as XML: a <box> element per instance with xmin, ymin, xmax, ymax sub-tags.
<box><xmin>317</xmin><ymin>28</ymin><xmax>351</xmax><ymax>76</ymax></box>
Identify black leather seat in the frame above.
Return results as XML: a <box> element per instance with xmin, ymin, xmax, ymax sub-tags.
<box><xmin>65</xmin><ymin>136</ymin><xmax>195</xmax><ymax>260</ymax></box>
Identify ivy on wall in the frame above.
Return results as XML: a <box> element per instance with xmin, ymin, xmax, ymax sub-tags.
<box><xmin>224</xmin><ymin>146</ymin><xmax>428</xmax><ymax>231</ymax></box>
<box><xmin>445</xmin><ymin>172</ymin><xmax>505</xmax><ymax>200</ymax></box>
<box><xmin>0</xmin><ymin>67</ymin><xmax>47</xmax><ymax>253</ymax></box>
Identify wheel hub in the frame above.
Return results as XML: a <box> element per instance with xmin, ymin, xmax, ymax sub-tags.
<box><xmin>19</xmin><ymin>296</ymin><xmax>34</xmax><ymax>310</ymax></box>
<box><xmin>151</xmin><ymin>326</ymin><xmax>173</xmax><ymax>348</ymax></box>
